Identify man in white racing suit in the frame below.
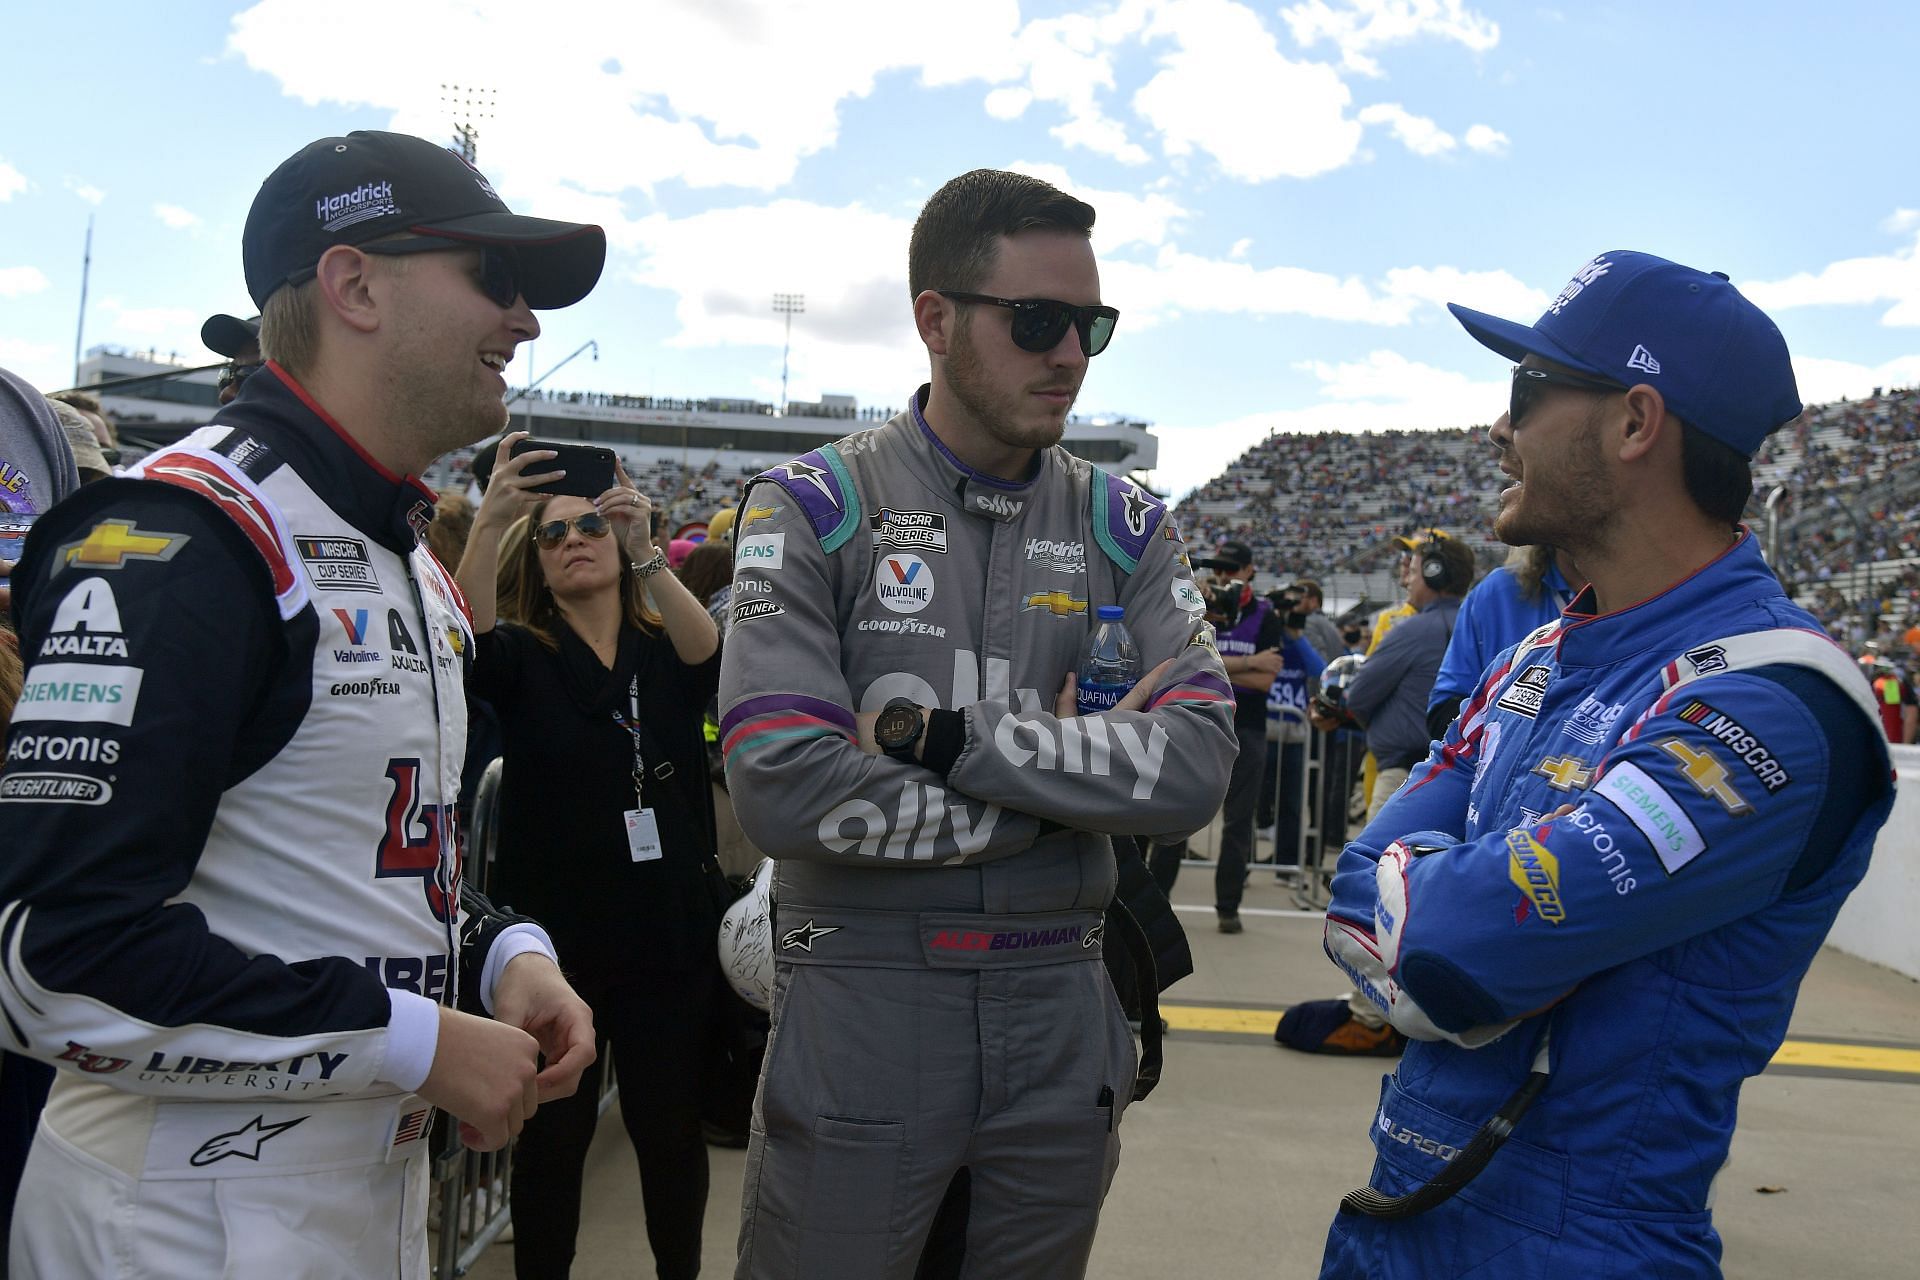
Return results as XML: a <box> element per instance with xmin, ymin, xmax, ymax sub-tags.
<box><xmin>0</xmin><ymin>130</ymin><xmax>603</xmax><ymax>1277</ymax></box>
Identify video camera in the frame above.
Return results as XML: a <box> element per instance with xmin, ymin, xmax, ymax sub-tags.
<box><xmin>1204</xmin><ymin>580</ymin><xmax>1252</xmax><ymax>629</ymax></box>
<box><xmin>1265</xmin><ymin>585</ymin><xmax>1310</xmax><ymax>631</ymax></box>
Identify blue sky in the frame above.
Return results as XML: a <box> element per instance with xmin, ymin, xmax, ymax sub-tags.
<box><xmin>2</xmin><ymin>0</ymin><xmax>1916</xmax><ymax>497</ymax></box>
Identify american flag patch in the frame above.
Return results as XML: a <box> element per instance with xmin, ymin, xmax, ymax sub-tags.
<box><xmin>393</xmin><ymin>1108</ymin><xmax>432</xmax><ymax>1147</ymax></box>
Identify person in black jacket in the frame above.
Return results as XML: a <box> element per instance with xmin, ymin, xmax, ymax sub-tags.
<box><xmin>458</xmin><ymin>432</ymin><xmax>722</xmax><ymax>1280</ymax></box>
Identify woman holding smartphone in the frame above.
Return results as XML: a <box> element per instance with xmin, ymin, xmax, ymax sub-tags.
<box><xmin>457</xmin><ymin>433</ymin><xmax>722</xmax><ymax>1280</ymax></box>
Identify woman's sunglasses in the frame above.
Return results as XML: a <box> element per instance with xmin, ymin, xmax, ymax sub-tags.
<box><xmin>532</xmin><ymin>513</ymin><xmax>612</xmax><ymax>549</ymax></box>
<box><xmin>937</xmin><ymin>291</ymin><xmax>1120</xmax><ymax>357</ymax></box>
<box><xmin>1509</xmin><ymin>365</ymin><xmax>1625</xmax><ymax>429</ymax></box>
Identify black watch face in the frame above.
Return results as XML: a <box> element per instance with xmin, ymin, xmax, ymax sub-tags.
<box><xmin>876</xmin><ymin>704</ymin><xmax>918</xmax><ymax>750</ymax></box>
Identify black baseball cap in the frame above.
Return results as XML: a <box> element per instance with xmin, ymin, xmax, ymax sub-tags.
<box><xmin>200</xmin><ymin>313</ymin><xmax>260</xmax><ymax>359</ymax></box>
<box><xmin>242</xmin><ymin>130</ymin><xmax>606</xmax><ymax>311</ymax></box>
<box><xmin>1197</xmin><ymin>539</ymin><xmax>1254</xmax><ymax>572</ymax></box>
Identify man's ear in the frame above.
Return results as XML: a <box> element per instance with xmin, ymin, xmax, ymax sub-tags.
<box><xmin>1617</xmin><ymin>383</ymin><xmax>1671</xmax><ymax>464</ymax></box>
<box><xmin>913</xmin><ymin>290</ymin><xmax>955</xmax><ymax>356</ymax></box>
<box><xmin>313</xmin><ymin>245</ymin><xmax>382</xmax><ymax>336</ymax></box>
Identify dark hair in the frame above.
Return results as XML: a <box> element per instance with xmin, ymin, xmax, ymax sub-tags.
<box><xmin>677</xmin><ymin>539</ymin><xmax>733</xmax><ymax>609</ymax></box>
<box><xmin>1680</xmin><ymin>421</ymin><xmax>1753</xmax><ymax>527</ymax></box>
<box><xmin>1292</xmin><ymin>578</ymin><xmax>1323</xmax><ymax>606</ymax></box>
<box><xmin>908</xmin><ymin>169</ymin><xmax>1096</xmax><ymax>299</ymax></box>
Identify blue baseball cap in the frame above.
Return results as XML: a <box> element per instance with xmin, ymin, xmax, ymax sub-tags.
<box><xmin>1447</xmin><ymin>250</ymin><xmax>1801</xmax><ymax>457</ymax></box>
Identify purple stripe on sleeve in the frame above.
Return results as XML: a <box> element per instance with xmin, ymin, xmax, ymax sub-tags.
<box><xmin>720</xmin><ymin>692</ymin><xmax>858</xmax><ymax>739</ymax></box>
<box><xmin>1177</xmin><ymin>671</ymin><xmax>1234</xmax><ymax>701</ymax></box>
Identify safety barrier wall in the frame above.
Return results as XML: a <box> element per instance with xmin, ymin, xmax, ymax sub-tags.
<box><xmin>1826</xmin><ymin>743</ymin><xmax>1920</xmax><ymax>980</ymax></box>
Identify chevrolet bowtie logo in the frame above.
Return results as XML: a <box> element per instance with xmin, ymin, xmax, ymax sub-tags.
<box><xmin>780</xmin><ymin>919</ymin><xmax>840</xmax><ymax>952</ymax></box>
<box><xmin>1532</xmin><ymin>756</ymin><xmax>1593</xmax><ymax>791</ymax></box>
<box><xmin>1657</xmin><ymin>738</ymin><xmax>1752</xmax><ymax>815</ymax></box>
<box><xmin>58</xmin><ymin>520</ymin><xmax>190</xmax><ymax>572</ymax></box>
<box><xmin>1022</xmin><ymin>590</ymin><xmax>1087</xmax><ymax>617</ymax></box>
<box><xmin>741</xmin><ymin>505</ymin><xmax>780</xmax><ymax>530</ymax></box>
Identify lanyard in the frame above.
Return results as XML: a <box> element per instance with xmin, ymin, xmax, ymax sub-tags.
<box><xmin>610</xmin><ymin>676</ymin><xmax>674</xmax><ymax>807</ymax></box>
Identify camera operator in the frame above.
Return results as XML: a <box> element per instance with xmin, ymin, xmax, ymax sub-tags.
<box><xmin>1289</xmin><ymin>578</ymin><xmax>1346</xmax><ymax>682</ymax></box>
<box><xmin>1153</xmin><ymin>540</ymin><xmax>1289</xmax><ymax>933</ymax></box>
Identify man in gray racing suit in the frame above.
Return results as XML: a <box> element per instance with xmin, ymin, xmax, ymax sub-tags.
<box><xmin>719</xmin><ymin>169</ymin><xmax>1236</xmax><ymax>1279</ymax></box>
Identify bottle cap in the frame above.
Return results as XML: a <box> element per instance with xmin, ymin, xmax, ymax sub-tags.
<box><xmin>1096</xmin><ymin>605</ymin><xmax>1126</xmax><ymax>621</ymax></box>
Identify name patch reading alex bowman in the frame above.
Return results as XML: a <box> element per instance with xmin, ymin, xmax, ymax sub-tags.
<box><xmin>1496</xmin><ymin>666</ymin><xmax>1552</xmax><ymax>718</ymax></box>
<box><xmin>296</xmin><ymin>536</ymin><xmax>380</xmax><ymax>593</ymax></box>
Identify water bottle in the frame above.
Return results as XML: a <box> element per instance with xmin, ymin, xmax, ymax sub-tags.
<box><xmin>1077</xmin><ymin>605</ymin><xmax>1142</xmax><ymax>715</ymax></box>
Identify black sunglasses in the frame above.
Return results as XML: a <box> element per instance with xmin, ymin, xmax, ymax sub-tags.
<box><xmin>1509</xmin><ymin>365</ymin><xmax>1625</xmax><ymax>429</ymax></box>
<box><xmin>937</xmin><ymin>291</ymin><xmax>1119</xmax><ymax>357</ymax></box>
<box><xmin>217</xmin><ymin>362</ymin><xmax>264</xmax><ymax>393</ymax></box>
<box><xmin>357</xmin><ymin>237</ymin><xmax>523</xmax><ymax>309</ymax></box>
<box><xmin>532</xmin><ymin>513</ymin><xmax>613</xmax><ymax>548</ymax></box>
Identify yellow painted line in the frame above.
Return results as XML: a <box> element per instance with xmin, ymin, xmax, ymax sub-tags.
<box><xmin>1162</xmin><ymin>1003</ymin><xmax>1920</xmax><ymax>1077</ymax></box>
<box><xmin>1768</xmin><ymin>1040</ymin><xmax>1920</xmax><ymax>1076</ymax></box>
<box><xmin>1163</xmin><ymin>1004</ymin><xmax>1282</xmax><ymax>1036</ymax></box>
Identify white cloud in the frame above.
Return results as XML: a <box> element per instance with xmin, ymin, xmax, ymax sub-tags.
<box><xmin>64</xmin><ymin>177</ymin><xmax>105</xmax><ymax>205</ymax></box>
<box><xmin>0</xmin><ymin>267</ymin><xmax>51</xmax><ymax>299</ymax></box>
<box><xmin>0</xmin><ymin>338</ymin><xmax>59</xmax><ymax>378</ymax></box>
<box><xmin>1132</xmin><ymin>0</ymin><xmax>1364</xmax><ymax>181</ymax></box>
<box><xmin>1006</xmin><ymin>162</ymin><xmax>1189</xmax><ymax>250</ymax></box>
<box><xmin>1743</xmin><ymin>230</ymin><xmax>1920</xmax><ymax>327</ymax></box>
<box><xmin>1011</xmin><ymin>3</ymin><xmax>1154</xmax><ymax>165</ymax></box>
<box><xmin>1280</xmin><ymin>0</ymin><xmax>1500</xmax><ymax>78</ymax></box>
<box><xmin>1154</xmin><ymin>349</ymin><xmax>1507</xmax><ymax>498</ymax></box>
<box><xmin>1880</xmin><ymin>209</ymin><xmax>1920</xmax><ymax>235</ymax></box>
<box><xmin>0</xmin><ymin>158</ymin><xmax>27</xmax><ymax>201</ymax></box>
<box><xmin>228</xmin><ymin>0</ymin><xmax>1030</xmax><ymax>194</ymax></box>
<box><xmin>1358</xmin><ymin>102</ymin><xmax>1456</xmax><ymax>156</ymax></box>
<box><xmin>1789</xmin><ymin>353</ymin><xmax>1920</xmax><ymax>407</ymax></box>
<box><xmin>983</xmin><ymin>86</ymin><xmax>1032</xmax><ymax>120</ymax></box>
<box><xmin>153</xmin><ymin>203</ymin><xmax>202</xmax><ymax>231</ymax></box>
<box><xmin>1229</xmin><ymin>237</ymin><xmax>1252</xmax><ymax>260</ymax></box>
<box><xmin>623</xmin><ymin>198</ymin><xmax>922</xmax><ymax>403</ymax></box>
<box><xmin>1103</xmin><ymin>247</ymin><xmax>1544</xmax><ymax>328</ymax></box>
<box><xmin>96</xmin><ymin>300</ymin><xmax>205</xmax><ymax>348</ymax></box>
<box><xmin>1463</xmin><ymin>123</ymin><xmax>1508</xmax><ymax>153</ymax></box>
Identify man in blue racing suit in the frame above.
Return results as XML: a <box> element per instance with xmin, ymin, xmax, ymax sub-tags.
<box><xmin>1318</xmin><ymin>250</ymin><xmax>1893</xmax><ymax>1278</ymax></box>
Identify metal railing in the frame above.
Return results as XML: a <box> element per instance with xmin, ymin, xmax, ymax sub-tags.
<box><xmin>429</xmin><ymin>758</ymin><xmax>621</xmax><ymax>1278</ymax></box>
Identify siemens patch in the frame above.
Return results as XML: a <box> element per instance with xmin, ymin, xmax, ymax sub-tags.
<box><xmin>1593</xmin><ymin>761</ymin><xmax>1705</xmax><ymax>874</ymax></box>
<box><xmin>296</xmin><ymin>535</ymin><xmax>380</xmax><ymax>593</ymax></box>
<box><xmin>12</xmin><ymin>663</ymin><xmax>145</xmax><ymax>726</ymax></box>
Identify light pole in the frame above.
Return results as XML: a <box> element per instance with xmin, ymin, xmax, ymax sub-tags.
<box><xmin>772</xmin><ymin>293</ymin><xmax>804</xmax><ymax>413</ymax></box>
<box><xmin>506</xmin><ymin>340</ymin><xmax>599</xmax><ymax>433</ymax></box>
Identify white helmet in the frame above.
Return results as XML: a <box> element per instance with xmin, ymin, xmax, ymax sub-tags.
<box><xmin>718</xmin><ymin>858</ymin><xmax>776</xmax><ymax>1011</ymax></box>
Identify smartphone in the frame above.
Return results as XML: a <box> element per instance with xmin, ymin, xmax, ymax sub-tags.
<box><xmin>0</xmin><ymin>513</ymin><xmax>33</xmax><ymax>563</ymax></box>
<box><xmin>509</xmin><ymin>439</ymin><xmax>618</xmax><ymax>499</ymax></box>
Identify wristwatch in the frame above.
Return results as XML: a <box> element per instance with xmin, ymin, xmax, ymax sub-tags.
<box><xmin>630</xmin><ymin>547</ymin><xmax>670</xmax><ymax>578</ymax></box>
<box><xmin>873</xmin><ymin>697</ymin><xmax>926</xmax><ymax>760</ymax></box>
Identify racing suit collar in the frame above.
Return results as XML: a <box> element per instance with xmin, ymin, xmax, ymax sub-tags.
<box><xmin>217</xmin><ymin>362</ymin><xmax>441</xmax><ymax>555</ymax></box>
<box><xmin>908</xmin><ymin>384</ymin><xmax>1044</xmax><ymax>523</ymax></box>
<box><xmin>1554</xmin><ymin>529</ymin><xmax>1772</xmax><ymax>669</ymax></box>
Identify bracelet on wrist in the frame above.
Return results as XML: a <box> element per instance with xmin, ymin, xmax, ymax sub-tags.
<box><xmin>630</xmin><ymin>547</ymin><xmax>669</xmax><ymax>578</ymax></box>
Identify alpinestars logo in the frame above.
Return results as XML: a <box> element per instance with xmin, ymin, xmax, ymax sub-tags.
<box><xmin>1627</xmin><ymin>344</ymin><xmax>1662</xmax><ymax>374</ymax></box>
<box><xmin>1120</xmin><ymin>484</ymin><xmax>1155</xmax><ymax>536</ymax></box>
<box><xmin>781</xmin><ymin>920</ymin><xmax>840</xmax><ymax>952</ymax></box>
<box><xmin>190</xmin><ymin>1115</ymin><xmax>309</xmax><ymax>1167</ymax></box>
<box><xmin>1548</xmin><ymin>256</ymin><xmax>1613</xmax><ymax>314</ymax></box>
<box><xmin>315</xmin><ymin>181</ymin><xmax>398</xmax><ymax>233</ymax></box>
